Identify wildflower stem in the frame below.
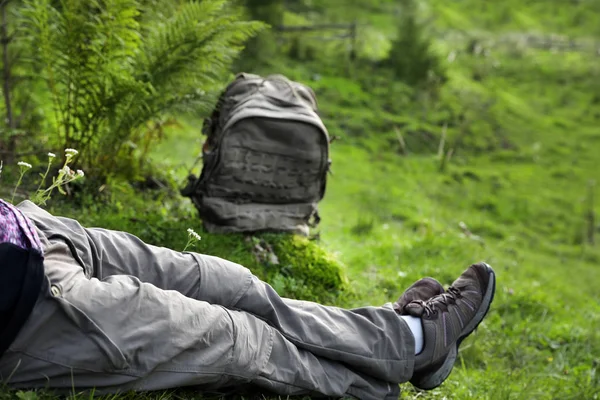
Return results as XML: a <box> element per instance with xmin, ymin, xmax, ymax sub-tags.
<box><xmin>35</xmin><ymin>158</ymin><xmax>54</xmax><ymax>194</ymax></box>
<box><xmin>11</xmin><ymin>170</ymin><xmax>25</xmax><ymax>203</ymax></box>
<box><xmin>183</xmin><ymin>228</ymin><xmax>201</xmax><ymax>251</ymax></box>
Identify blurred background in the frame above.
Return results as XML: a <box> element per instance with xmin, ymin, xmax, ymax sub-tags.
<box><xmin>0</xmin><ymin>1</ymin><xmax>599</xmax><ymax>399</ymax></box>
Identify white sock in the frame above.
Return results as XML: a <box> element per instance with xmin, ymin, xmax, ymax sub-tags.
<box><xmin>400</xmin><ymin>315</ymin><xmax>424</xmax><ymax>354</ymax></box>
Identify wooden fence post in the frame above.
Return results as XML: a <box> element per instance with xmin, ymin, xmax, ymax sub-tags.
<box><xmin>349</xmin><ymin>20</ymin><xmax>357</xmax><ymax>62</ymax></box>
<box><xmin>587</xmin><ymin>180</ymin><xmax>596</xmax><ymax>246</ymax></box>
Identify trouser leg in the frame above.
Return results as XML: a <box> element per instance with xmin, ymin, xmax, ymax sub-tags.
<box><xmin>84</xmin><ymin>227</ymin><xmax>416</xmax><ymax>384</ymax></box>
<box><xmin>0</xmin><ymin>238</ymin><xmax>398</xmax><ymax>399</ymax></box>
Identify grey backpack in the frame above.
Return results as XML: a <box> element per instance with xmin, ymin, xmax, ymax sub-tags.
<box><xmin>181</xmin><ymin>73</ymin><xmax>331</xmax><ymax>235</ymax></box>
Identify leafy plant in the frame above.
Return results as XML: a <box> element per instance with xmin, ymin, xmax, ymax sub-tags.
<box><xmin>17</xmin><ymin>0</ymin><xmax>265</xmax><ymax>177</ymax></box>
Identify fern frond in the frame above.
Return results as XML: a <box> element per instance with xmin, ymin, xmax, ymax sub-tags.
<box><xmin>100</xmin><ymin>0</ymin><xmax>265</xmax><ymax>157</ymax></box>
<box><xmin>17</xmin><ymin>0</ymin><xmax>265</xmax><ymax>176</ymax></box>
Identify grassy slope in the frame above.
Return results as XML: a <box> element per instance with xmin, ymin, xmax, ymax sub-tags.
<box><xmin>317</xmin><ymin>3</ymin><xmax>600</xmax><ymax>398</ymax></box>
<box><xmin>3</xmin><ymin>0</ymin><xmax>600</xmax><ymax>399</ymax></box>
<box><xmin>148</xmin><ymin>34</ymin><xmax>600</xmax><ymax>400</ymax></box>
<box><xmin>312</xmin><ymin>3</ymin><xmax>600</xmax><ymax>398</ymax></box>
<box><xmin>124</xmin><ymin>1</ymin><xmax>600</xmax><ymax>398</ymax></box>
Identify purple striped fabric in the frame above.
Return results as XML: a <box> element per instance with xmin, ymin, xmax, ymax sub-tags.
<box><xmin>0</xmin><ymin>199</ymin><xmax>43</xmax><ymax>255</ymax></box>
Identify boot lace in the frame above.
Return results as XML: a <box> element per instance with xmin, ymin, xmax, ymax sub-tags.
<box><xmin>422</xmin><ymin>286</ymin><xmax>462</xmax><ymax>317</ymax></box>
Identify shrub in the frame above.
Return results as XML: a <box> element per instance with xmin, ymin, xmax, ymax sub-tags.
<box><xmin>384</xmin><ymin>0</ymin><xmax>446</xmax><ymax>88</ymax></box>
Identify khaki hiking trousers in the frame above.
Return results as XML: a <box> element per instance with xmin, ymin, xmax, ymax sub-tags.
<box><xmin>0</xmin><ymin>201</ymin><xmax>415</xmax><ymax>400</ymax></box>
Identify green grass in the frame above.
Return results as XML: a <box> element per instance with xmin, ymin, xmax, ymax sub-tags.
<box><xmin>318</xmin><ymin>145</ymin><xmax>600</xmax><ymax>399</ymax></box>
<box><xmin>149</xmin><ymin>24</ymin><xmax>600</xmax><ymax>397</ymax></box>
<box><xmin>117</xmin><ymin>44</ymin><xmax>600</xmax><ymax>397</ymax></box>
<box><xmin>3</xmin><ymin>0</ymin><xmax>600</xmax><ymax>399</ymax></box>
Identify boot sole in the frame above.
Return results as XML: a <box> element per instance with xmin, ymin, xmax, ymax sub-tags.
<box><xmin>411</xmin><ymin>263</ymin><xmax>496</xmax><ymax>390</ymax></box>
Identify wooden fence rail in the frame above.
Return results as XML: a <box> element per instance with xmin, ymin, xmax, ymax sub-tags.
<box><xmin>275</xmin><ymin>22</ymin><xmax>600</xmax><ymax>56</ymax></box>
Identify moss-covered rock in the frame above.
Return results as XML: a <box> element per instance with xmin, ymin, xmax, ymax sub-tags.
<box><xmin>259</xmin><ymin>234</ymin><xmax>349</xmax><ymax>304</ymax></box>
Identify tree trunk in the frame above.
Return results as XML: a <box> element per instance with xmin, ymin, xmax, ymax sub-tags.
<box><xmin>1</xmin><ymin>0</ymin><xmax>16</xmax><ymax>163</ymax></box>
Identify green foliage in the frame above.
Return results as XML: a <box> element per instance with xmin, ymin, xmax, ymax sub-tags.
<box><xmin>244</xmin><ymin>0</ymin><xmax>283</xmax><ymax>25</ymax></box>
<box><xmin>234</xmin><ymin>0</ymin><xmax>283</xmax><ymax>70</ymax></box>
<box><xmin>17</xmin><ymin>0</ymin><xmax>264</xmax><ymax>177</ymax></box>
<box><xmin>384</xmin><ymin>0</ymin><xmax>446</xmax><ymax>88</ymax></box>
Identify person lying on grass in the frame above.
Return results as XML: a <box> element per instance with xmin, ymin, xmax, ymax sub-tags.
<box><xmin>0</xmin><ymin>199</ymin><xmax>496</xmax><ymax>400</ymax></box>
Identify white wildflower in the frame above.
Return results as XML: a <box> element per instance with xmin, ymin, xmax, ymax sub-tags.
<box><xmin>187</xmin><ymin>228</ymin><xmax>201</xmax><ymax>241</ymax></box>
<box><xmin>61</xmin><ymin>166</ymin><xmax>71</xmax><ymax>175</ymax></box>
<box><xmin>48</xmin><ymin>152</ymin><xmax>56</xmax><ymax>158</ymax></box>
<box><xmin>17</xmin><ymin>161</ymin><xmax>32</xmax><ymax>169</ymax></box>
<box><xmin>76</xmin><ymin>169</ymin><xmax>85</xmax><ymax>177</ymax></box>
<box><xmin>64</xmin><ymin>148</ymin><xmax>79</xmax><ymax>156</ymax></box>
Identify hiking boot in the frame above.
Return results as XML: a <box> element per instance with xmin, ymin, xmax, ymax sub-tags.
<box><xmin>393</xmin><ymin>277</ymin><xmax>445</xmax><ymax>315</ymax></box>
<box><xmin>408</xmin><ymin>262</ymin><xmax>496</xmax><ymax>390</ymax></box>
